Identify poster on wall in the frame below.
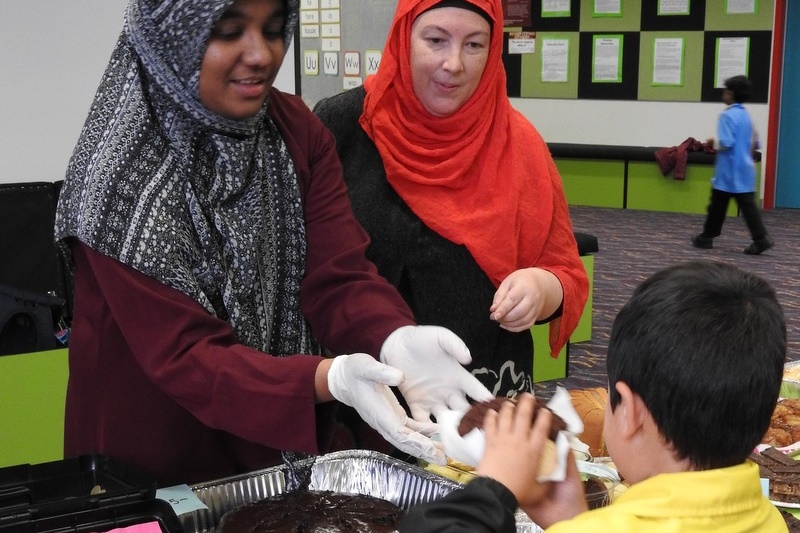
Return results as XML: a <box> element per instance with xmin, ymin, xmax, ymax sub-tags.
<box><xmin>726</xmin><ymin>0</ymin><xmax>757</xmax><ymax>15</ymax></box>
<box><xmin>652</xmin><ymin>37</ymin><xmax>684</xmax><ymax>86</ymax></box>
<box><xmin>592</xmin><ymin>35</ymin><xmax>623</xmax><ymax>82</ymax></box>
<box><xmin>715</xmin><ymin>36</ymin><xmax>749</xmax><ymax>87</ymax></box>
<box><xmin>508</xmin><ymin>31</ymin><xmax>536</xmax><ymax>54</ymax></box>
<box><xmin>542</xmin><ymin>38</ymin><xmax>570</xmax><ymax>82</ymax></box>
<box><xmin>593</xmin><ymin>0</ymin><xmax>622</xmax><ymax>17</ymax></box>
<box><xmin>542</xmin><ymin>0</ymin><xmax>571</xmax><ymax>18</ymax></box>
<box><xmin>502</xmin><ymin>0</ymin><xmax>531</xmax><ymax>27</ymax></box>
<box><xmin>658</xmin><ymin>0</ymin><xmax>690</xmax><ymax>16</ymax></box>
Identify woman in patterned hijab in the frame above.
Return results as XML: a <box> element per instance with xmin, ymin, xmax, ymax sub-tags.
<box><xmin>58</xmin><ymin>0</ymin><xmax>312</xmax><ymax>355</ymax></box>
<box><xmin>55</xmin><ymin>0</ymin><xmax>490</xmax><ymax>485</ymax></box>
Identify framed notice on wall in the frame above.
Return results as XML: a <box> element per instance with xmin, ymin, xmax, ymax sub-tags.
<box><xmin>658</xmin><ymin>0</ymin><xmax>690</xmax><ymax>16</ymax></box>
<box><xmin>714</xmin><ymin>36</ymin><xmax>749</xmax><ymax>87</ymax></box>
<box><xmin>503</xmin><ymin>0</ymin><xmax>532</xmax><ymax>26</ymax></box>
<box><xmin>541</xmin><ymin>38</ymin><xmax>570</xmax><ymax>82</ymax></box>
<box><xmin>542</xmin><ymin>0</ymin><xmax>571</xmax><ymax>17</ymax></box>
<box><xmin>725</xmin><ymin>0</ymin><xmax>757</xmax><ymax>15</ymax></box>
<box><xmin>593</xmin><ymin>0</ymin><xmax>622</xmax><ymax>17</ymax></box>
<box><xmin>592</xmin><ymin>35</ymin><xmax>623</xmax><ymax>82</ymax></box>
<box><xmin>652</xmin><ymin>37</ymin><xmax>684</xmax><ymax>86</ymax></box>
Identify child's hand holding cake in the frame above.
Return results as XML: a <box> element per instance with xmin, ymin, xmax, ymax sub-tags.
<box><xmin>437</xmin><ymin>387</ymin><xmax>585</xmax><ymax>483</ymax></box>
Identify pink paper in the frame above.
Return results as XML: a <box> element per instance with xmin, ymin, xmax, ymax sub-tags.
<box><xmin>93</xmin><ymin>522</ymin><xmax>162</xmax><ymax>533</ymax></box>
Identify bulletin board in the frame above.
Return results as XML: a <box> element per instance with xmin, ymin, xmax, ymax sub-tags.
<box><xmin>508</xmin><ymin>0</ymin><xmax>773</xmax><ymax>102</ymax></box>
<box><xmin>297</xmin><ymin>0</ymin><xmax>773</xmax><ymax>108</ymax></box>
<box><xmin>298</xmin><ymin>0</ymin><xmax>398</xmax><ymax>109</ymax></box>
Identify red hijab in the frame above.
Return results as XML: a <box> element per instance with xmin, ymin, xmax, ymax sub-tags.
<box><xmin>360</xmin><ymin>0</ymin><xmax>555</xmax><ymax>288</ymax></box>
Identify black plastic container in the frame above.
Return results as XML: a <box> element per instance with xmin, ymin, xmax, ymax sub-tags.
<box><xmin>0</xmin><ymin>455</ymin><xmax>183</xmax><ymax>532</ymax></box>
<box><xmin>5</xmin><ymin>499</ymin><xmax>185</xmax><ymax>533</ymax></box>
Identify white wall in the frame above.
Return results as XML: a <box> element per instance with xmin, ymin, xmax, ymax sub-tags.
<box><xmin>1</xmin><ymin>1</ymin><xmax>128</xmax><ymax>185</ymax></box>
<box><xmin>513</xmin><ymin>98</ymin><xmax>769</xmax><ymax>150</ymax></box>
<box><xmin>0</xmin><ymin>1</ymin><xmax>768</xmax><ymax>187</ymax></box>
<box><xmin>0</xmin><ymin>1</ymin><xmax>296</xmax><ymax>186</ymax></box>
<box><xmin>511</xmin><ymin>98</ymin><xmax>769</xmax><ymax>196</ymax></box>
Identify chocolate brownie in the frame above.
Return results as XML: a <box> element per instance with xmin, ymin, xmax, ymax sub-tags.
<box><xmin>582</xmin><ymin>476</ymin><xmax>610</xmax><ymax>509</ymax></box>
<box><xmin>750</xmin><ymin>447</ymin><xmax>800</xmax><ymax>504</ymax></box>
<box><xmin>458</xmin><ymin>397</ymin><xmax>567</xmax><ymax>440</ymax></box>
<box><xmin>217</xmin><ymin>490</ymin><xmax>404</xmax><ymax>533</ymax></box>
<box><xmin>780</xmin><ymin>509</ymin><xmax>800</xmax><ymax>533</ymax></box>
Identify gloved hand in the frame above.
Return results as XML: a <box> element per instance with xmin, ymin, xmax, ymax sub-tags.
<box><xmin>380</xmin><ymin>325</ymin><xmax>494</xmax><ymax>424</ymax></box>
<box><xmin>327</xmin><ymin>353</ymin><xmax>445</xmax><ymax>465</ymax></box>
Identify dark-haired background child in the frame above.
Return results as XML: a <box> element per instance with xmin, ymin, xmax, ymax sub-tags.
<box><xmin>693</xmin><ymin>75</ymin><xmax>774</xmax><ymax>255</ymax></box>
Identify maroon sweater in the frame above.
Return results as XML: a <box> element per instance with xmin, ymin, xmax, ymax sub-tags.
<box><xmin>63</xmin><ymin>90</ymin><xmax>414</xmax><ymax>486</ymax></box>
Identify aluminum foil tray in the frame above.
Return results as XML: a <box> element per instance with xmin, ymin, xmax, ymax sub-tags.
<box><xmin>180</xmin><ymin>449</ymin><xmax>541</xmax><ymax>533</ymax></box>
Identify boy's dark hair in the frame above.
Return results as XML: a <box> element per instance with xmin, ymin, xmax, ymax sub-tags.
<box><xmin>724</xmin><ymin>75</ymin><xmax>752</xmax><ymax>103</ymax></box>
<box><xmin>606</xmin><ymin>261</ymin><xmax>785</xmax><ymax>470</ymax></box>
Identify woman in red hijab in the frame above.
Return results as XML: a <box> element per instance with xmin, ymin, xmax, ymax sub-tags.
<box><xmin>314</xmin><ymin>0</ymin><xmax>587</xmax><ymax>398</ymax></box>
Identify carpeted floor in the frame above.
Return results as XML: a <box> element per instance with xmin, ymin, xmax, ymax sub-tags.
<box><xmin>535</xmin><ymin>205</ymin><xmax>800</xmax><ymax>396</ymax></box>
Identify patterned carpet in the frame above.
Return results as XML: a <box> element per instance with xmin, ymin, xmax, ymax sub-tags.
<box><xmin>535</xmin><ymin>205</ymin><xmax>800</xmax><ymax>396</ymax></box>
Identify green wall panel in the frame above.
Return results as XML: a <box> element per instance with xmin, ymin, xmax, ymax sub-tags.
<box><xmin>570</xmin><ymin>254</ymin><xmax>594</xmax><ymax>344</ymax></box>
<box><xmin>532</xmin><ymin>324</ymin><xmax>567</xmax><ymax>383</ymax></box>
<box><xmin>0</xmin><ymin>348</ymin><xmax>68</xmax><ymax>467</ymax></box>
<box><xmin>532</xmin><ymin>253</ymin><xmax>595</xmax><ymax>383</ymax></box>
<box><xmin>556</xmin><ymin>158</ymin><xmax>625</xmax><ymax>208</ymax></box>
<box><xmin>626</xmin><ymin>160</ymin><xmax>738</xmax><ymax>215</ymax></box>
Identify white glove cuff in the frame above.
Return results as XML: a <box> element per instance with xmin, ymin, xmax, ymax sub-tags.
<box><xmin>327</xmin><ymin>355</ymin><xmax>351</xmax><ymax>405</ymax></box>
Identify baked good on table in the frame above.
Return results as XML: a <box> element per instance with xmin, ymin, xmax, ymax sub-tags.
<box><xmin>456</xmin><ymin>396</ymin><xmax>568</xmax><ymax>478</ymax></box>
<box><xmin>780</xmin><ymin>509</ymin><xmax>800</xmax><ymax>533</ymax></box>
<box><xmin>750</xmin><ymin>447</ymin><xmax>800</xmax><ymax>504</ymax></box>
<box><xmin>784</xmin><ymin>364</ymin><xmax>800</xmax><ymax>382</ymax></box>
<box><xmin>568</xmin><ymin>387</ymin><xmax>608</xmax><ymax>457</ymax></box>
<box><xmin>457</xmin><ymin>397</ymin><xmax>567</xmax><ymax>439</ymax></box>
<box><xmin>217</xmin><ymin>490</ymin><xmax>403</xmax><ymax>533</ymax></box>
<box><xmin>762</xmin><ymin>398</ymin><xmax>800</xmax><ymax>448</ymax></box>
<box><xmin>582</xmin><ymin>476</ymin><xmax>611</xmax><ymax>509</ymax></box>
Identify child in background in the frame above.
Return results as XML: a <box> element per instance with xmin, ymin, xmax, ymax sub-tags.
<box><xmin>400</xmin><ymin>260</ymin><xmax>788</xmax><ymax>532</ymax></box>
<box><xmin>693</xmin><ymin>75</ymin><xmax>774</xmax><ymax>255</ymax></box>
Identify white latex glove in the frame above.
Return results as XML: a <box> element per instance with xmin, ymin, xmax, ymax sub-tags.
<box><xmin>380</xmin><ymin>325</ymin><xmax>494</xmax><ymax>425</ymax></box>
<box><xmin>327</xmin><ymin>353</ymin><xmax>446</xmax><ymax>465</ymax></box>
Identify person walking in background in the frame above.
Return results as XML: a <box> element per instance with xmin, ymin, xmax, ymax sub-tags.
<box><xmin>692</xmin><ymin>75</ymin><xmax>774</xmax><ymax>255</ymax></box>
<box><xmin>314</xmin><ymin>0</ymin><xmax>588</xmax><ymax>400</ymax></box>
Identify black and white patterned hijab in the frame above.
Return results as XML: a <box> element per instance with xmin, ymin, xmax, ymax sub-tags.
<box><xmin>55</xmin><ymin>0</ymin><xmax>320</xmax><ymax>356</ymax></box>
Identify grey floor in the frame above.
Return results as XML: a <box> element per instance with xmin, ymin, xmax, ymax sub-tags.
<box><xmin>535</xmin><ymin>204</ymin><xmax>799</xmax><ymax>396</ymax></box>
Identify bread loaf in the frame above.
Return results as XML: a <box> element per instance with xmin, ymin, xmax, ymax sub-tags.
<box><xmin>569</xmin><ymin>387</ymin><xmax>608</xmax><ymax>457</ymax></box>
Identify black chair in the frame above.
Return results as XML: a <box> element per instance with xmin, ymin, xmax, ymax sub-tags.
<box><xmin>0</xmin><ymin>182</ymin><xmax>71</xmax><ymax>355</ymax></box>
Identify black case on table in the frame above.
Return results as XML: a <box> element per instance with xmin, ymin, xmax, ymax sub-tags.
<box><xmin>0</xmin><ymin>455</ymin><xmax>184</xmax><ymax>532</ymax></box>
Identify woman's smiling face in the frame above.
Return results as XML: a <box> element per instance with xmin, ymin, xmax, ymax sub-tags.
<box><xmin>199</xmin><ymin>0</ymin><xmax>286</xmax><ymax>119</ymax></box>
<box><xmin>409</xmin><ymin>6</ymin><xmax>491</xmax><ymax>117</ymax></box>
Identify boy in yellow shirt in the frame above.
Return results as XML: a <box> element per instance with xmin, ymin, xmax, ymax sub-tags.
<box><xmin>401</xmin><ymin>260</ymin><xmax>788</xmax><ymax>532</ymax></box>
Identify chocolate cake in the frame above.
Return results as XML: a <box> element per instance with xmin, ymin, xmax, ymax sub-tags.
<box><xmin>582</xmin><ymin>476</ymin><xmax>610</xmax><ymax>509</ymax></box>
<box><xmin>458</xmin><ymin>397</ymin><xmax>567</xmax><ymax>440</ymax></box>
<box><xmin>750</xmin><ymin>446</ymin><xmax>800</xmax><ymax>504</ymax></box>
<box><xmin>217</xmin><ymin>490</ymin><xmax>404</xmax><ymax>533</ymax></box>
